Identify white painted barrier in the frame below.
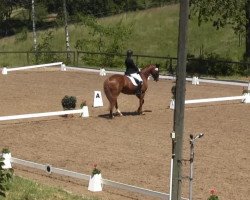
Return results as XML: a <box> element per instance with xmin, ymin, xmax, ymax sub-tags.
<box><xmin>11</xmin><ymin>157</ymin><xmax>188</xmax><ymax>200</ymax></box>
<box><xmin>170</xmin><ymin>93</ymin><xmax>250</xmax><ymax>109</ymax></box>
<box><xmin>0</xmin><ymin>109</ymin><xmax>86</xmax><ymax>121</ymax></box>
<box><xmin>185</xmin><ymin>95</ymin><xmax>245</xmax><ymax>104</ymax></box>
<box><xmin>2</xmin><ymin>62</ymin><xmax>63</xmax><ymax>75</ymax></box>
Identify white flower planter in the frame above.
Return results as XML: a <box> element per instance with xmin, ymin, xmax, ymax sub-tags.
<box><xmin>81</xmin><ymin>106</ymin><xmax>89</xmax><ymax>118</ymax></box>
<box><xmin>242</xmin><ymin>93</ymin><xmax>250</xmax><ymax>103</ymax></box>
<box><xmin>170</xmin><ymin>99</ymin><xmax>175</xmax><ymax>110</ymax></box>
<box><xmin>88</xmin><ymin>173</ymin><xmax>103</xmax><ymax>192</ymax></box>
<box><xmin>1</xmin><ymin>153</ymin><xmax>12</xmax><ymax>169</ymax></box>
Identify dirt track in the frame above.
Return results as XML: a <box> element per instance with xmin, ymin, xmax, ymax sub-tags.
<box><xmin>0</xmin><ymin>69</ymin><xmax>249</xmax><ymax>200</ymax></box>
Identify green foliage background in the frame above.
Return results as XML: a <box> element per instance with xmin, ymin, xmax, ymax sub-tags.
<box><xmin>0</xmin><ymin>3</ymin><xmax>247</xmax><ymax>78</ymax></box>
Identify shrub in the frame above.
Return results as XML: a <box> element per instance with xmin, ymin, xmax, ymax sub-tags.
<box><xmin>61</xmin><ymin>96</ymin><xmax>77</xmax><ymax>110</ymax></box>
<box><xmin>0</xmin><ymin>156</ymin><xmax>14</xmax><ymax>197</ymax></box>
<box><xmin>91</xmin><ymin>164</ymin><xmax>101</xmax><ymax>177</ymax></box>
<box><xmin>186</xmin><ymin>53</ymin><xmax>241</xmax><ymax>77</ymax></box>
<box><xmin>207</xmin><ymin>188</ymin><xmax>219</xmax><ymax>200</ymax></box>
<box><xmin>1</xmin><ymin>148</ymin><xmax>10</xmax><ymax>154</ymax></box>
<box><xmin>80</xmin><ymin>100</ymin><xmax>87</xmax><ymax>108</ymax></box>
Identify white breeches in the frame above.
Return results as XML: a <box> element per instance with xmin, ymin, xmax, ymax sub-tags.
<box><xmin>130</xmin><ymin>73</ymin><xmax>143</xmax><ymax>82</ymax></box>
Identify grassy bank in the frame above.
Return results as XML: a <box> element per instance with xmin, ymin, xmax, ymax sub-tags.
<box><xmin>0</xmin><ymin>176</ymin><xmax>98</xmax><ymax>200</ymax></box>
<box><xmin>0</xmin><ymin>4</ymin><xmax>245</xmax><ymax>66</ymax></box>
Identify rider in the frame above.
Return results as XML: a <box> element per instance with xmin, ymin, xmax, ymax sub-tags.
<box><xmin>125</xmin><ymin>49</ymin><xmax>143</xmax><ymax>96</ymax></box>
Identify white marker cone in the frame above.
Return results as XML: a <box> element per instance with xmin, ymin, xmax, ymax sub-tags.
<box><xmin>61</xmin><ymin>64</ymin><xmax>66</xmax><ymax>71</ymax></box>
<box><xmin>88</xmin><ymin>174</ymin><xmax>103</xmax><ymax>192</ymax></box>
<box><xmin>99</xmin><ymin>68</ymin><xmax>106</xmax><ymax>76</ymax></box>
<box><xmin>81</xmin><ymin>106</ymin><xmax>89</xmax><ymax>117</ymax></box>
<box><xmin>2</xmin><ymin>67</ymin><xmax>7</xmax><ymax>75</ymax></box>
<box><xmin>2</xmin><ymin>153</ymin><xmax>12</xmax><ymax>169</ymax></box>
<box><xmin>170</xmin><ymin>99</ymin><xmax>175</xmax><ymax>110</ymax></box>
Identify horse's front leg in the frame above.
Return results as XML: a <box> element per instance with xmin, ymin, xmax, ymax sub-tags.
<box><xmin>137</xmin><ymin>95</ymin><xmax>145</xmax><ymax>114</ymax></box>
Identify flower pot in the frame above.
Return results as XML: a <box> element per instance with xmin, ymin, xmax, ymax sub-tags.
<box><xmin>88</xmin><ymin>173</ymin><xmax>102</xmax><ymax>192</ymax></box>
<box><xmin>2</xmin><ymin>153</ymin><xmax>12</xmax><ymax>169</ymax></box>
<box><xmin>81</xmin><ymin>106</ymin><xmax>89</xmax><ymax>118</ymax></box>
<box><xmin>170</xmin><ymin>99</ymin><xmax>175</xmax><ymax>110</ymax></box>
<box><xmin>242</xmin><ymin>93</ymin><xmax>250</xmax><ymax>103</ymax></box>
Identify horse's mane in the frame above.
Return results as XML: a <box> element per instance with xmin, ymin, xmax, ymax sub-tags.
<box><xmin>141</xmin><ymin>64</ymin><xmax>155</xmax><ymax>73</ymax></box>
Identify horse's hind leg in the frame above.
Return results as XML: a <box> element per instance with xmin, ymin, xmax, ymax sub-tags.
<box><xmin>109</xmin><ymin>99</ymin><xmax>116</xmax><ymax>118</ymax></box>
<box><xmin>115</xmin><ymin>101</ymin><xmax>123</xmax><ymax>116</ymax></box>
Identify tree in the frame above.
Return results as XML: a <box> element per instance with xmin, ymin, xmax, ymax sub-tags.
<box><xmin>75</xmin><ymin>15</ymin><xmax>133</xmax><ymax>67</ymax></box>
<box><xmin>190</xmin><ymin>0</ymin><xmax>249</xmax><ymax>59</ymax></box>
<box><xmin>0</xmin><ymin>0</ymin><xmax>20</xmax><ymax>36</ymax></box>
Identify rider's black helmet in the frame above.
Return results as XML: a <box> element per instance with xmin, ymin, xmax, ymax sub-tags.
<box><xmin>126</xmin><ymin>49</ymin><xmax>133</xmax><ymax>57</ymax></box>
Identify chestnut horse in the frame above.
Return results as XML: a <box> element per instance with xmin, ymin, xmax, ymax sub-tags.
<box><xmin>103</xmin><ymin>64</ymin><xmax>159</xmax><ymax>118</ymax></box>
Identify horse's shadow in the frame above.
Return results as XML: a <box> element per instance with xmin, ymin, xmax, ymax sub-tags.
<box><xmin>98</xmin><ymin>110</ymin><xmax>152</xmax><ymax>119</ymax></box>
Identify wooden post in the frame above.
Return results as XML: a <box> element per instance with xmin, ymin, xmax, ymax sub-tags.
<box><xmin>171</xmin><ymin>0</ymin><xmax>189</xmax><ymax>200</ymax></box>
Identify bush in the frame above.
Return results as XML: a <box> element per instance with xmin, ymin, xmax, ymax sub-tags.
<box><xmin>61</xmin><ymin>96</ymin><xmax>77</xmax><ymax>110</ymax></box>
<box><xmin>1</xmin><ymin>148</ymin><xmax>10</xmax><ymax>154</ymax></box>
<box><xmin>0</xmin><ymin>157</ymin><xmax>14</xmax><ymax>197</ymax></box>
<box><xmin>186</xmin><ymin>53</ymin><xmax>242</xmax><ymax>77</ymax></box>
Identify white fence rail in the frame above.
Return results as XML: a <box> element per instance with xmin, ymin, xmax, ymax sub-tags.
<box><xmin>185</xmin><ymin>95</ymin><xmax>245</xmax><ymax>104</ymax></box>
<box><xmin>2</xmin><ymin>62</ymin><xmax>63</xmax><ymax>75</ymax></box>
<box><xmin>170</xmin><ymin>93</ymin><xmax>250</xmax><ymax>109</ymax></box>
<box><xmin>0</xmin><ymin>109</ymin><xmax>84</xmax><ymax>121</ymax></box>
<box><xmin>10</xmin><ymin>157</ymin><xmax>188</xmax><ymax>200</ymax></box>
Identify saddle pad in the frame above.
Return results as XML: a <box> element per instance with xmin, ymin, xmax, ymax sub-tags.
<box><xmin>126</xmin><ymin>76</ymin><xmax>138</xmax><ymax>86</ymax></box>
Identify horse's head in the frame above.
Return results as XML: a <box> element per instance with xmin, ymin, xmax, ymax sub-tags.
<box><xmin>150</xmin><ymin>64</ymin><xmax>160</xmax><ymax>81</ymax></box>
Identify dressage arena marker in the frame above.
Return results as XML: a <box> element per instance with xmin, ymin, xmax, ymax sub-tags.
<box><xmin>0</xmin><ymin>108</ymin><xmax>87</xmax><ymax>121</ymax></box>
<box><xmin>191</xmin><ymin>76</ymin><xmax>199</xmax><ymax>85</ymax></box>
<box><xmin>61</xmin><ymin>63</ymin><xmax>67</xmax><ymax>71</ymax></box>
<box><xmin>9</xmin><ymin>157</ymin><xmax>188</xmax><ymax>200</ymax></box>
<box><xmin>81</xmin><ymin>106</ymin><xmax>89</xmax><ymax>118</ymax></box>
<box><xmin>2</xmin><ymin>62</ymin><xmax>63</xmax><ymax>75</ymax></box>
<box><xmin>99</xmin><ymin>68</ymin><xmax>106</xmax><ymax>76</ymax></box>
<box><xmin>170</xmin><ymin>93</ymin><xmax>250</xmax><ymax>109</ymax></box>
<box><xmin>93</xmin><ymin>91</ymin><xmax>103</xmax><ymax>107</ymax></box>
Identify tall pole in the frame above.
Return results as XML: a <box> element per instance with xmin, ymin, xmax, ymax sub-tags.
<box><xmin>171</xmin><ymin>0</ymin><xmax>189</xmax><ymax>200</ymax></box>
<box><xmin>63</xmin><ymin>0</ymin><xmax>70</xmax><ymax>59</ymax></box>
<box><xmin>32</xmin><ymin>0</ymin><xmax>37</xmax><ymax>51</ymax></box>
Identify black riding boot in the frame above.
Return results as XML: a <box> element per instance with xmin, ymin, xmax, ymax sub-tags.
<box><xmin>136</xmin><ymin>82</ymin><xmax>142</xmax><ymax>97</ymax></box>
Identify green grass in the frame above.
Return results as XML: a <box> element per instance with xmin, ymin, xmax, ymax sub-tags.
<box><xmin>0</xmin><ymin>4</ymin><xmax>245</xmax><ymax>66</ymax></box>
<box><xmin>0</xmin><ymin>176</ymin><xmax>99</xmax><ymax>200</ymax></box>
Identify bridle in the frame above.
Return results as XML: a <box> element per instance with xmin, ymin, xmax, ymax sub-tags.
<box><xmin>151</xmin><ymin>66</ymin><xmax>159</xmax><ymax>81</ymax></box>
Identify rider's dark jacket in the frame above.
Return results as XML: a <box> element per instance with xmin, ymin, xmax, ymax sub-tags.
<box><xmin>125</xmin><ymin>57</ymin><xmax>139</xmax><ymax>75</ymax></box>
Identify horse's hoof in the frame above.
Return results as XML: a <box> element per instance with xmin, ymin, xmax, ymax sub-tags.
<box><xmin>137</xmin><ymin>111</ymin><xmax>144</xmax><ymax>115</ymax></box>
<box><xmin>109</xmin><ymin>115</ymin><xmax>114</xmax><ymax>119</ymax></box>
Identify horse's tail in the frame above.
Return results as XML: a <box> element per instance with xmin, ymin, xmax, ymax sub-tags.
<box><xmin>103</xmin><ymin>78</ymin><xmax>114</xmax><ymax>110</ymax></box>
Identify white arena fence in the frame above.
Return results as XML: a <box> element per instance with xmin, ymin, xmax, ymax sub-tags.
<box><xmin>9</xmin><ymin>157</ymin><xmax>188</xmax><ymax>200</ymax></box>
<box><xmin>1</xmin><ymin>63</ymin><xmax>249</xmax><ymax>88</ymax></box>
<box><xmin>185</xmin><ymin>95</ymin><xmax>249</xmax><ymax>104</ymax></box>
<box><xmin>1</xmin><ymin>62</ymin><xmax>65</xmax><ymax>75</ymax></box>
<box><xmin>170</xmin><ymin>93</ymin><xmax>250</xmax><ymax>109</ymax></box>
<box><xmin>0</xmin><ymin>109</ymin><xmax>85</xmax><ymax>121</ymax></box>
